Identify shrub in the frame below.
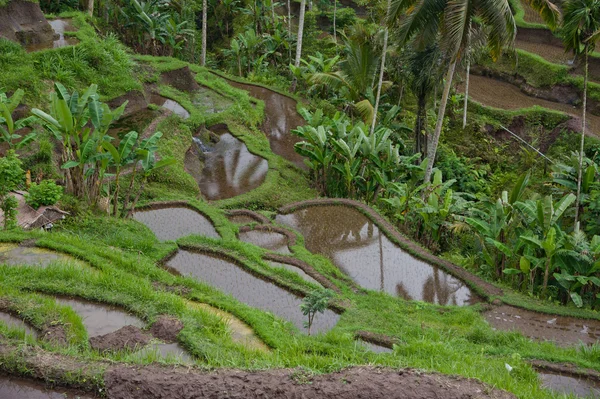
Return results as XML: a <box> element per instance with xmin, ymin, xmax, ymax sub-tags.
<box><xmin>25</xmin><ymin>180</ymin><xmax>63</xmax><ymax>210</ymax></box>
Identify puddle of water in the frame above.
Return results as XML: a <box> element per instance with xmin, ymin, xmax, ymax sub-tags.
<box><xmin>228</xmin><ymin>215</ymin><xmax>259</xmax><ymax>224</ymax></box>
<box><xmin>192</xmin><ymin>87</ymin><xmax>232</xmax><ymax>114</ymax></box>
<box><xmin>226</xmin><ymin>80</ymin><xmax>306</xmax><ymax>168</ymax></box>
<box><xmin>268</xmin><ymin>261</ymin><xmax>321</xmax><ymax>286</ymax></box>
<box><xmin>149</xmin><ymin>94</ymin><xmax>190</xmax><ymax>119</ymax></box>
<box><xmin>238</xmin><ymin>230</ymin><xmax>291</xmax><ymax>254</ymax></box>
<box><xmin>459</xmin><ymin>74</ymin><xmax>600</xmax><ymax>135</ymax></box>
<box><xmin>484</xmin><ymin>305</ymin><xmax>600</xmax><ymax>346</ymax></box>
<box><xmin>167</xmin><ymin>251</ymin><xmax>340</xmax><ymax>333</ymax></box>
<box><xmin>0</xmin><ymin>244</ymin><xmax>86</xmax><ymax>269</ymax></box>
<box><xmin>0</xmin><ymin>312</ymin><xmax>37</xmax><ymax>337</ymax></box>
<box><xmin>133</xmin><ymin>207</ymin><xmax>219</xmax><ymax>241</ymax></box>
<box><xmin>357</xmin><ymin>340</ymin><xmax>393</xmax><ymax>354</ymax></box>
<box><xmin>187</xmin><ymin>131</ymin><xmax>268</xmax><ymax>200</ymax></box>
<box><xmin>133</xmin><ymin>342</ymin><xmax>194</xmax><ymax>363</ymax></box>
<box><xmin>276</xmin><ymin>206</ymin><xmax>477</xmax><ymax>306</ymax></box>
<box><xmin>55</xmin><ymin>297</ymin><xmax>144</xmax><ymax>338</ymax></box>
<box><xmin>187</xmin><ymin>300</ymin><xmax>269</xmax><ymax>351</ymax></box>
<box><xmin>26</xmin><ymin>19</ymin><xmax>79</xmax><ymax>52</ymax></box>
<box><xmin>0</xmin><ymin>375</ymin><xmax>92</xmax><ymax>399</ymax></box>
<box><xmin>539</xmin><ymin>371</ymin><xmax>600</xmax><ymax>397</ymax></box>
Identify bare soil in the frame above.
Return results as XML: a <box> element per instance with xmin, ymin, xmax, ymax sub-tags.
<box><xmin>89</xmin><ymin>325</ymin><xmax>152</xmax><ymax>353</ymax></box>
<box><xmin>149</xmin><ymin>315</ymin><xmax>183</xmax><ymax>343</ymax></box>
<box><xmin>105</xmin><ymin>366</ymin><xmax>516</xmax><ymax>399</ymax></box>
<box><xmin>160</xmin><ymin>67</ymin><xmax>200</xmax><ymax>93</ymax></box>
<box><xmin>41</xmin><ymin>324</ymin><xmax>67</xmax><ymax>346</ymax></box>
<box><xmin>0</xmin><ymin>0</ymin><xmax>55</xmax><ymax>45</ymax></box>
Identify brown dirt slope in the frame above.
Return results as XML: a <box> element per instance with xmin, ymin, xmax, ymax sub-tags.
<box><xmin>0</xmin><ymin>0</ymin><xmax>55</xmax><ymax>45</ymax></box>
<box><xmin>106</xmin><ymin>366</ymin><xmax>516</xmax><ymax>399</ymax></box>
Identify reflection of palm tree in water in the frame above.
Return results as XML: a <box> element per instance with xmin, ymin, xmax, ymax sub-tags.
<box><xmin>422</xmin><ymin>269</ymin><xmax>463</xmax><ymax>305</ymax></box>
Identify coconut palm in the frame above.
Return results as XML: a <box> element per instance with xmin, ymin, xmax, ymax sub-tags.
<box><xmin>371</xmin><ymin>0</ymin><xmax>392</xmax><ymax>134</ymax></box>
<box><xmin>201</xmin><ymin>0</ymin><xmax>207</xmax><ymax>65</ymax></box>
<box><xmin>561</xmin><ymin>0</ymin><xmax>600</xmax><ymax>228</ymax></box>
<box><xmin>388</xmin><ymin>0</ymin><xmax>516</xmax><ymax>184</ymax></box>
<box><xmin>292</xmin><ymin>0</ymin><xmax>307</xmax><ymax>91</ymax></box>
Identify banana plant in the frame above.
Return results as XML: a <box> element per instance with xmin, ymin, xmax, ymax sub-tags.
<box><xmin>102</xmin><ymin>131</ymin><xmax>139</xmax><ymax>217</ymax></box>
<box><xmin>0</xmin><ymin>90</ymin><xmax>38</xmax><ymax>150</ymax></box>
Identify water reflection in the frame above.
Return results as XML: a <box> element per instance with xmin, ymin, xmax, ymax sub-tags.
<box><xmin>133</xmin><ymin>206</ymin><xmax>220</xmax><ymax>241</ymax></box>
<box><xmin>0</xmin><ymin>375</ymin><xmax>92</xmax><ymax>399</ymax></box>
<box><xmin>276</xmin><ymin>206</ymin><xmax>476</xmax><ymax>306</ymax></box>
<box><xmin>26</xmin><ymin>19</ymin><xmax>79</xmax><ymax>52</ymax></box>
<box><xmin>539</xmin><ymin>371</ymin><xmax>600</xmax><ymax>397</ymax></box>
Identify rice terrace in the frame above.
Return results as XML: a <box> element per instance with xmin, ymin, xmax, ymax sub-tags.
<box><xmin>2</xmin><ymin>0</ymin><xmax>600</xmax><ymax>397</ymax></box>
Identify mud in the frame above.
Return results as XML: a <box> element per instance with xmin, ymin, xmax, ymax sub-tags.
<box><xmin>359</xmin><ymin>340</ymin><xmax>394</xmax><ymax>354</ymax></box>
<box><xmin>238</xmin><ymin>230</ymin><xmax>291</xmax><ymax>254</ymax></box>
<box><xmin>41</xmin><ymin>324</ymin><xmax>67</xmax><ymax>346</ymax></box>
<box><xmin>186</xmin><ymin>300</ymin><xmax>269</xmax><ymax>351</ymax></box>
<box><xmin>226</xmin><ymin>80</ymin><xmax>306</xmax><ymax>168</ymax></box>
<box><xmin>133</xmin><ymin>205</ymin><xmax>219</xmax><ymax>241</ymax></box>
<box><xmin>228</xmin><ymin>214</ymin><xmax>259</xmax><ymax>224</ymax></box>
<box><xmin>0</xmin><ymin>312</ymin><xmax>37</xmax><ymax>336</ymax></box>
<box><xmin>149</xmin><ymin>94</ymin><xmax>190</xmax><ymax>119</ymax></box>
<box><xmin>355</xmin><ymin>331</ymin><xmax>398</xmax><ymax>353</ymax></box>
<box><xmin>106</xmin><ymin>108</ymin><xmax>161</xmax><ymax>140</ymax></box>
<box><xmin>276</xmin><ymin>206</ymin><xmax>477</xmax><ymax>306</ymax></box>
<box><xmin>26</xmin><ymin>19</ymin><xmax>79</xmax><ymax>52</ymax></box>
<box><xmin>55</xmin><ymin>297</ymin><xmax>145</xmax><ymax>338</ymax></box>
<box><xmin>460</xmin><ymin>74</ymin><xmax>600</xmax><ymax>136</ymax></box>
<box><xmin>539</xmin><ymin>371</ymin><xmax>600</xmax><ymax>397</ymax></box>
<box><xmin>0</xmin><ymin>1</ymin><xmax>55</xmax><ymax>46</ymax></box>
<box><xmin>0</xmin><ymin>374</ymin><xmax>93</xmax><ymax>399</ymax></box>
<box><xmin>106</xmin><ymin>91</ymin><xmax>149</xmax><ymax>117</ymax></box>
<box><xmin>149</xmin><ymin>315</ymin><xmax>183</xmax><ymax>343</ymax></box>
<box><xmin>187</xmin><ymin>129</ymin><xmax>268</xmax><ymax>200</ymax></box>
<box><xmin>484</xmin><ymin>305</ymin><xmax>600</xmax><ymax>346</ymax></box>
<box><xmin>0</xmin><ymin>244</ymin><xmax>86</xmax><ymax>269</ymax></box>
<box><xmin>166</xmin><ymin>250</ymin><xmax>340</xmax><ymax>333</ymax></box>
<box><xmin>514</xmin><ymin>39</ymin><xmax>571</xmax><ymax>65</ymax></box>
<box><xmin>159</xmin><ymin>67</ymin><xmax>199</xmax><ymax>92</ymax></box>
<box><xmin>89</xmin><ymin>325</ymin><xmax>152</xmax><ymax>353</ymax></box>
<box><xmin>268</xmin><ymin>261</ymin><xmax>322</xmax><ymax>286</ymax></box>
<box><xmin>105</xmin><ymin>365</ymin><xmax>517</xmax><ymax>399</ymax></box>
<box><xmin>226</xmin><ymin>209</ymin><xmax>272</xmax><ymax>224</ymax></box>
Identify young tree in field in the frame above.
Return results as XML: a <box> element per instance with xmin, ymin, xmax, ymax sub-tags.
<box><xmin>388</xmin><ymin>0</ymin><xmax>518</xmax><ymax>184</ymax></box>
<box><xmin>300</xmin><ymin>289</ymin><xmax>333</xmax><ymax>335</ymax></box>
<box><xmin>561</xmin><ymin>0</ymin><xmax>600</xmax><ymax>229</ymax></box>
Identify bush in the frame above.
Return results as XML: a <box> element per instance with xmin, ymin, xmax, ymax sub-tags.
<box><xmin>25</xmin><ymin>180</ymin><xmax>63</xmax><ymax>209</ymax></box>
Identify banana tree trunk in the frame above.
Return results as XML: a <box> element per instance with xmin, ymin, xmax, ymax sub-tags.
<box><xmin>423</xmin><ymin>59</ymin><xmax>457</xmax><ymax>184</ymax></box>
<box><xmin>201</xmin><ymin>0</ymin><xmax>207</xmax><ymax>66</ymax></box>
<box><xmin>542</xmin><ymin>257</ymin><xmax>551</xmax><ymax>297</ymax></box>
<box><xmin>292</xmin><ymin>0</ymin><xmax>306</xmax><ymax>92</ymax></box>
<box><xmin>370</xmin><ymin>0</ymin><xmax>391</xmax><ymax>135</ymax></box>
<box><xmin>574</xmin><ymin>49</ymin><xmax>588</xmax><ymax>229</ymax></box>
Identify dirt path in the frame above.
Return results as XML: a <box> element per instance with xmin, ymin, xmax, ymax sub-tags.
<box><xmin>105</xmin><ymin>365</ymin><xmax>516</xmax><ymax>399</ymax></box>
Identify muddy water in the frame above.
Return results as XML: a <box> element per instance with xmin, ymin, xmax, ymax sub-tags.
<box><xmin>227</xmin><ymin>80</ymin><xmax>306</xmax><ymax>168</ymax></box>
<box><xmin>0</xmin><ymin>312</ymin><xmax>37</xmax><ymax>336</ymax></box>
<box><xmin>0</xmin><ymin>244</ymin><xmax>86</xmax><ymax>269</ymax></box>
<box><xmin>26</xmin><ymin>19</ymin><xmax>79</xmax><ymax>52</ymax></box>
<box><xmin>484</xmin><ymin>305</ymin><xmax>600</xmax><ymax>346</ymax></box>
<box><xmin>359</xmin><ymin>341</ymin><xmax>393</xmax><ymax>354</ymax></box>
<box><xmin>149</xmin><ymin>94</ymin><xmax>190</xmax><ymax>119</ymax></box>
<box><xmin>461</xmin><ymin>74</ymin><xmax>600</xmax><ymax>135</ymax></box>
<box><xmin>539</xmin><ymin>371</ymin><xmax>600</xmax><ymax>397</ymax></box>
<box><xmin>193</xmin><ymin>87</ymin><xmax>232</xmax><ymax>114</ymax></box>
<box><xmin>133</xmin><ymin>207</ymin><xmax>219</xmax><ymax>241</ymax></box>
<box><xmin>188</xmin><ymin>130</ymin><xmax>268</xmax><ymax>200</ymax></box>
<box><xmin>134</xmin><ymin>342</ymin><xmax>193</xmax><ymax>363</ymax></box>
<box><xmin>268</xmin><ymin>261</ymin><xmax>321</xmax><ymax>286</ymax></box>
<box><xmin>167</xmin><ymin>251</ymin><xmax>340</xmax><ymax>333</ymax></box>
<box><xmin>56</xmin><ymin>297</ymin><xmax>144</xmax><ymax>337</ymax></box>
<box><xmin>228</xmin><ymin>214</ymin><xmax>259</xmax><ymax>224</ymax></box>
<box><xmin>238</xmin><ymin>231</ymin><xmax>291</xmax><ymax>254</ymax></box>
<box><xmin>0</xmin><ymin>375</ymin><xmax>92</xmax><ymax>399</ymax></box>
<box><xmin>276</xmin><ymin>206</ymin><xmax>477</xmax><ymax>306</ymax></box>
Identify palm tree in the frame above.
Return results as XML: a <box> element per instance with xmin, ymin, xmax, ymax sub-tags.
<box><xmin>561</xmin><ymin>0</ymin><xmax>600</xmax><ymax>228</ymax></box>
<box><xmin>388</xmin><ymin>0</ymin><xmax>516</xmax><ymax>184</ymax></box>
<box><xmin>292</xmin><ymin>0</ymin><xmax>307</xmax><ymax>91</ymax></box>
<box><xmin>201</xmin><ymin>0</ymin><xmax>207</xmax><ymax>66</ymax></box>
<box><xmin>371</xmin><ymin>0</ymin><xmax>392</xmax><ymax>134</ymax></box>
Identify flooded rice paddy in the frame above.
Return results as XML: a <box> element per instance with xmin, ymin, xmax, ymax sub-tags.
<box><xmin>186</xmin><ymin>129</ymin><xmax>268</xmax><ymax>200</ymax></box>
<box><xmin>484</xmin><ymin>305</ymin><xmax>600</xmax><ymax>347</ymax></box>
<box><xmin>149</xmin><ymin>94</ymin><xmax>190</xmax><ymax>119</ymax></box>
<box><xmin>0</xmin><ymin>375</ymin><xmax>92</xmax><ymax>399</ymax></box>
<box><xmin>539</xmin><ymin>371</ymin><xmax>600</xmax><ymax>397</ymax></box>
<box><xmin>0</xmin><ymin>312</ymin><xmax>37</xmax><ymax>336</ymax></box>
<box><xmin>166</xmin><ymin>250</ymin><xmax>340</xmax><ymax>333</ymax></box>
<box><xmin>55</xmin><ymin>297</ymin><xmax>144</xmax><ymax>338</ymax></box>
<box><xmin>276</xmin><ymin>206</ymin><xmax>477</xmax><ymax>306</ymax></box>
<box><xmin>133</xmin><ymin>342</ymin><xmax>193</xmax><ymax>363</ymax></box>
<box><xmin>133</xmin><ymin>206</ymin><xmax>219</xmax><ymax>241</ymax></box>
<box><xmin>0</xmin><ymin>244</ymin><xmax>86</xmax><ymax>269</ymax></box>
<box><xmin>227</xmin><ymin>80</ymin><xmax>306</xmax><ymax>168</ymax></box>
<box><xmin>268</xmin><ymin>261</ymin><xmax>321</xmax><ymax>286</ymax></box>
<box><xmin>26</xmin><ymin>19</ymin><xmax>79</xmax><ymax>52</ymax></box>
<box><xmin>460</xmin><ymin>74</ymin><xmax>600</xmax><ymax>135</ymax></box>
<box><xmin>238</xmin><ymin>230</ymin><xmax>291</xmax><ymax>254</ymax></box>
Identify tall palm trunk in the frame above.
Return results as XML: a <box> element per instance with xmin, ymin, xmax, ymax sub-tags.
<box><xmin>415</xmin><ymin>94</ymin><xmax>427</xmax><ymax>158</ymax></box>
<box><xmin>87</xmin><ymin>0</ymin><xmax>94</xmax><ymax>16</ymax></box>
<box><xmin>462</xmin><ymin>25</ymin><xmax>471</xmax><ymax>129</ymax></box>
<box><xmin>370</xmin><ymin>0</ymin><xmax>391</xmax><ymax>134</ymax></box>
<box><xmin>423</xmin><ymin>59</ymin><xmax>457</xmax><ymax>184</ymax></box>
<box><xmin>287</xmin><ymin>0</ymin><xmax>292</xmax><ymax>63</ymax></box>
<box><xmin>574</xmin><ymin>48</ymin><xmax>589</xmax><ymax>229</ymax></box>
<box><xmin>201</xmin><ymin>0</ymin><xmax>207</xmax><ymax>66</ymax></box>
<box><xmin>292</xmin><ymin>0</ymin><xmax>306</xmax><ymax>91</ymax></box>
<box><xmin>333</xmin><ymin>0</ymin><xmax>337</xmax><ymax>43</ymax></box>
